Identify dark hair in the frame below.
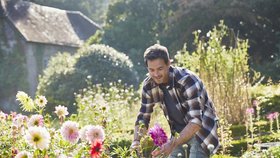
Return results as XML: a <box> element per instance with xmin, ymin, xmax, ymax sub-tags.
<box><xmin>143</xmin><ymin>44</ymin><xmax>169</xmax><ymax>66</ymax></box>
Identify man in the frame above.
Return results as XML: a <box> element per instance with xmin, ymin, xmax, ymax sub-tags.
<box><xmin>131</xmin><ymin>44</ymin><xmax>220</xmax><ymax>157</ymax></box>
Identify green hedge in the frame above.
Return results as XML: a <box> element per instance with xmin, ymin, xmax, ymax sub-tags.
<box><xmin>37</xmin><ymin>44</ymin><xmax>138</xmax><ymax>114</ymax></box>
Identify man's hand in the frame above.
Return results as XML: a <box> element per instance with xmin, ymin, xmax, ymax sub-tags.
<box><xmin>151</xmin><ymin>138</ymin><xmax>177</xmax><ymax>157</ymax></box>
<box><xmin>130</xmin><ymin>140</ymin><xmax>140</xmax><ymax>152</ymax></box>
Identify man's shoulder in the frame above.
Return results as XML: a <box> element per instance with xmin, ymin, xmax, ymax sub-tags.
<box><xmin>172</xmin><ymin>66</ymin><xmax>200</xmax><ymax>83</ymax></box>
<box><xmin>172</xmin><ymin>66</ymin><xmax>192</xmax><ymax>78</ymax></box>
<box><xmin>142</xmin><ymin>76</ymin><xmax>156</xmax><ymax>90</ymax></box>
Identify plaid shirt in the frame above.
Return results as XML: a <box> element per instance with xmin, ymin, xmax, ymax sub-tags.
<box><xmin>136</xmin><ymin>66</ymin><xmax>220</xmax><ymax>154</ymax></box>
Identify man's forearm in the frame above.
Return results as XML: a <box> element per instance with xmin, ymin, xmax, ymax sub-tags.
<box><xmin>133</xmin><ymin>125</ymin><xmax>141</xmax><ymax>141</ymax></box>
<box><xmin>173</xmin><ymin>122</ymin><xmax>201</xmax><ymax>146</ymax></box>
<box><xmin>133</xmin><ymin>125</ymin><xmax>147</xmax><ymax>141</ymax></box>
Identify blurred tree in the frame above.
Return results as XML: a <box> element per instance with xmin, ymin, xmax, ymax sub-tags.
<box><xmin>0</xmin><ymin>22</ymin><xmax>28</xmax><ymax>112</ymax></box>
<box><xmin>102</xmin><ymin>0</ymin><xmax>174</xmax><ymax>78</ymax></box>
<box><xmin>31</xmin><ymin>0</ymin><xmax>280</xmax><ymax>81</ymax></box>
<box><xmin>162</xmin><ymin>0</ymin><xmax>280</xmax><ymax>81</ymax></box>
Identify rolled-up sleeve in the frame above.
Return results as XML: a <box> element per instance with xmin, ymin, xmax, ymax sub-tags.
<box><xmin>135</xmin><ymin>87</ymin><xmax>155</xmax><ymax>128</ymax></box>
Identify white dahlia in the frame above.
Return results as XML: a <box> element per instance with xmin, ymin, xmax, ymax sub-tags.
<box><xmin>25</xmin><ymin>126</ymin><xmax>50</xmax><ymax>150</ymax></box>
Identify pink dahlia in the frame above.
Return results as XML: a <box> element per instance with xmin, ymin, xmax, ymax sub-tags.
<box><xmin>86</xmin><ymin>125</ymin><xmax>105</xmax><ymax>144</ymax></box>
<box><xmin>60</xmin><ymin>121</ymin><xmax>79</xmax><ymax>143</ymax></box>
<box><xmin>28</xmin><ymin>114</ymin><xmax>44</xmax><ymax>127</ymax></box>
<box><xmin>148</xmin><ymin>124</ymin><xmax>167</xmax><ymax>147</ymax></box>
<box><xmin>267</xmin><ymin>113</ymin><xmax>274</xmax><ymax>120</ymax></box>
<box><xmin>246</xmin><ymin>108</ymin><xmax>254</xmax><ymax>114</ymax></box>
<box><xmin>273</xmin><ymin>112</ymin><xmax>279</xmax><ymax>119</ymax></box>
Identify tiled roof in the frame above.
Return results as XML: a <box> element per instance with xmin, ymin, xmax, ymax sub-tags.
<box><xmin>1</xmin><ymin>0</ymin><xmax>101</xmax><ymax>47</ymax></box>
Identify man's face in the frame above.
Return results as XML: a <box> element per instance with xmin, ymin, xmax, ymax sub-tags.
<box><xmin>147</xmin><ymin>58</ymin><xmax>170</xmax><ymax>85</ymax></box>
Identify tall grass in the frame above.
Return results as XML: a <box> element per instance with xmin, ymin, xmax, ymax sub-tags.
<box><xmin>175</xmin><ymin>21</ymin><xmax>251</xmax><ymax>154</ymax></box>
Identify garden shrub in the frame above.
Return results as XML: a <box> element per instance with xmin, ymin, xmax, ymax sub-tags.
<box><xmin>259</xmin><ymin>95</ymin><xmax>280</xmax><ymax>116</ymax></box>
<box><xmin>37</xmin><ymin>44</ymin><xmax>138</xmax><ymax>114</ymax></box>
<box><xmin>249</xmin><ymin>83</ymin><xmax>280</xmax><ymax>117</ymax></box>
<box><xmin>75</xmin><ymin>82</ymin><xmax>139</xmax><ymax>130</ymax></box>
<box><xmin>262</xmin><ymin>146</ymin><xmax>280</xmax><ymax>157</ymax></box>
<box><xmin>230</xmin><ymin>121</ymin><xmax>272</xmax><ymax>139</ymax></box>
<box><xmin>109</xmin><ymin>138</ymin><xmax>132</xmax><ymax>158</ymax></box>
<box><xmin>230</xmin><ymin>124</ymin><xmax>246</xmax><ymax>138</ymax></box>
<box><xmin>229</xmin><ymin>139</ymin><xmax>248</xmax><ymax>157</ymax></box>
<box><xmin>229</xmin><ymin>132</ymin><xmax>280</xmax><ymax>157</ymax></box>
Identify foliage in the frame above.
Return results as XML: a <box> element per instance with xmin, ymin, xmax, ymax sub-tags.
<box><xmin>85</xmin><ymin>30</ymin><xmax>103</xmax><ymax>45</ymax></box>
<box><xmin>0</xmin><ymin>23</ymin><xmax>28</xmax><ymax>110</ymax></box>
<box><xmin>34</xmin><ymin>0</ymin><xmax>280</xmax><ymax>81</ymax></box>
<box><xmin>229</xmin><ymin>132</ymin><xmax>280</xmax><ymax>157</ymax></box>
<box><xmin>75</xmin><ymin>82</ymin><xmax>140</xmax><ymax>135</ymax></box>
<box><xmin>249</xmin><ymin>83</ymin><xmax>280</xmax><ymax>117</ymax></box>
<box><xmin>76</xmin><ymin>44</ymin><xmax>138</xmax><ymax>85</ymax></box>
<box><xmin>102</xmin><ymin>0</ymin><xmax>173</xmax><ymax>77</ymax></box>
<box><xmin>230</xmin><ymin>124</ymin><xmax>247</xmax><ymax>138</ymax></box>
<box><xmin>0</xmin><ymin>48</ymin><xmax>28</xmax><ymax>101</ymax></box>
<box><xmin>175</xmin><ymin>21</ymin><xmax>252</xmax><ymax>154</ymax></box>
<box><xmin>231</xmin><ymin>120</ymin><xmax>280</xmax><ymax>139</ymax></box>
<box><xmin>110</xmin><ymin>139</ymin><xmax>133</xmax><ymax>158</ymax></box>
<box><xmin>37</xmin><ymin>44</ymin><xmax>138</xmax><ymax>114</ymax></box>
<box><xmin>218</xmin><ymin>118</ymin><xmax>233</xmax><ymax>154</ymax></box>
<box><xmin>175</xmin><ymin>21</ymin><xmax>250</xmax><ymax>124</ymax></box>
<box><xmin>162</xmin><ymin>0</ymin><xmax>280</xmax><ymax>82</ymax></box>
<box><xmin>36</xmin><ymin>52</ymin><xmax>77</xmax><ymax>113</ymax></box>
<box><xmin>0</xmin><ymin>92</ymin><xmax>96</xmax><ymax>157</ymax></box>
<box><xmin>241</xmin><ymin>145</ymin><xmax>280</xmax><ymax>158</ymax></box>
<box><xmin>0</xmin><ymin>83</ymin><xmax>142</xmax><ymax>157</ymax></box>
<box><xmin>212</xmin><ymin>155</ymin><xmax>236</xmax><ymax>158</ymax></box>
<box><xmin>75</xmin><ymin>82</ymin><xmax>141</xmax><ymax>158</ymax></box>
<box><xmin>229</xmin><ymin>139</ymin><xmax>248</xmax><ymax>157</ymax></box>
<box><xmin>0</xmin><ymin>84</ymin><xmax>172</xmax><ymax>157</ymax></box>
<box><xmin>262</xmin><ymin>146</ymin><xmax>280</xmax><ymax>158</ymax></box>
<box><xmin>1</xmin><ymin>80</ymin><xmax>279</xmax><ymax>157</ymax></box>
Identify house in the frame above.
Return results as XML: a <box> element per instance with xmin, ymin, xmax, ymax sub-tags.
<box><xmin>0</xmin><ymin>0</ymin><xmax>100</xmax><ymax>112</ymax></box>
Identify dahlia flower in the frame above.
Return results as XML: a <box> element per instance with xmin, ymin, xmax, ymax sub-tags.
<box><xmin>15</xmin><ymin>151</ymin><xmax>33</xmax><ymax>158</ymax></box>
<box><xmin>25</xmin><ymin>126</ymin><xmax>50</xmax><ymax>150</ymax></box>
<box><xmin>86</xmin><ymin>125</ymin><xmax>105</xmax><ymax>144</ymax></box>
<box><xmin>13</xmin><ymin>114</ymin><xmax>27</xmax><ymax>128</ymax></box>
<box><xmin>60</xmin><ymin>121</ymin><xmax>79</xmax><ymax>143</ymax></box>
<box><xmin>80</xmin><ymin>125</ymin><xmax>91</xmax><ymax>141</ymax></box>
<box><xmin>28</xmin><ymin>114</ymin><xmax>44</xmax><ymax>127</ymax></box>
<box><xmin>55</xmin><ymin>105</ymin><xmax>69</xmax><ymax>119</ymax></box>
<box><xmin>34</xmin><ymin>95</ymin><xmax>47</xmax><ymax>107</ymax></box>
<box><xmin>148</xmin><ymin>124</ymin><xmax>167</xmax><ymax>147</ymax></box>
<box><xmin>90</xmin><ymin>139</ymin><xmax>103</xmax><ymax>158</ymax></box>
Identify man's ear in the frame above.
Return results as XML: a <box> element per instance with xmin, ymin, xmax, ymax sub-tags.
<box><xmin>167</xmin><ymin>60</ymin><xmax>171</xmax><ymax>66</ymax></box>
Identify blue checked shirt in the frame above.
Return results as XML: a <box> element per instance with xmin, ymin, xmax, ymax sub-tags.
<box><xmin>136</xmin><ymin>66</ymin><xmax>220</xmax><ymax>154</ymax></box>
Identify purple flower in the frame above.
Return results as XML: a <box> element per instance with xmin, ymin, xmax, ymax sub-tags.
<box><xmin>273</xmin><ymin>112</ymin><xmax>279</xmax><ymax>119</ymax></box>
<box><xmin>267</xmin><ymin>113</ymin><xmax>274</xmax><ymax>120</ymax></box>
<box><xmin>148</xmin><ymin>124</ymin><xmax>167</xmax><ymax>147</ymax></box>
<box><xmin>246</xmin><ymin>108</ymin><xmax>254</xmax><ymax>114</ymax></box>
